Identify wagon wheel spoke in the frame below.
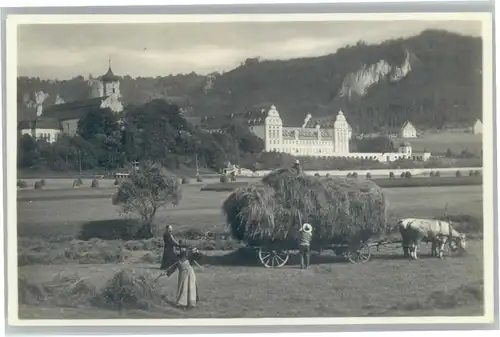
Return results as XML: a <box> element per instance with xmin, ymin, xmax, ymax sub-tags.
<box><xmin>258</xmin><ymin>248</ymin><xmax>289</xmax><ymax>268</ymax></box>
<box><xmin>275</xmin><ymin>254</ymin><xmax>286</xmax><ymax>265</ymax></box>
<box><xmin>261</xmin><ymin>253</ymin><xmax>271</xmax><ymax>261</ymax></box>
<box><xmin>346</xmin><ymin>252</ymin><xmax>357</xmax><ymax>264</ymax></box>
<box><xmin>274</xmin><ymin>251</ymin><xmax>289</xmax><ymax>267</ymax></box>
<box><xmin>258</xmin><ymin>251</ymin><xmax>273</xmax><ymax>268</ymax></box>
<box><xmin>357</xmin><ymin>245</ymin><xmax>371</xmax><ymax>263</ymax></box>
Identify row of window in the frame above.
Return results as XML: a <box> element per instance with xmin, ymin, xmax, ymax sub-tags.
<box><xmin>269</xmin><ymin>139</ymin><xmax>336</xmax><ymax>145</ymax></box>
<box><xmin>36</xmin><ymin>133</ymin><xmax>60</xmax><ymax>142</ymax></box>
<box><xmin>268</xmin><ymin>147</ymin><xmax>333</xmax><ymax>154</ymax></box>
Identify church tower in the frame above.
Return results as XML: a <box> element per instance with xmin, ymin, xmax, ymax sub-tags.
<box><xmin>334</xmin><ymin>110</ymin><xmax>350</xmax><ymax>154</ymax></box>
<box><xmin>264</xmin><ymin>105</ymin><xmax>283</xmax><ymax>152</ymax></box>
<box><xmin>88</xmin><ymin>59</ymin><xmax>123</xmax><ymax>113</ymax></box>
<box><xmin>89</xmin><ymin>59</ymin><xmax>121</xmax><ymax>99</ymax></box>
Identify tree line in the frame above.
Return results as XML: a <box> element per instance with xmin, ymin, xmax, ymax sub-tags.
<box><xmin>17</xmin><ymin>99</ymin><xmax>265</xmax><ymax>173</ymax></box>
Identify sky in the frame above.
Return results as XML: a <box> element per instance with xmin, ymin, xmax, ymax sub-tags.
<box><xmin>17</xmin><ymin>20</ymin><xmax>482</xmax><ymax>79</ymax></box>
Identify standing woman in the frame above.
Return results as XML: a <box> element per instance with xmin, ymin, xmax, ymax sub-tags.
<box><xmin>160</xmin><ymin>225</ymin><xmax>180</xmax><ymax>274</ymax></box>
<box><xmin>175</xmin><ymin>248</ymin><xmax>198</xmax><ymax>309</ymax></box>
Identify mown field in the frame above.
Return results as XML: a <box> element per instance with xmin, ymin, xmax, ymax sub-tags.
<box><xmin>15</xmin><ymin>184</ymin><xmax>485</xmax><ymax>319</ymax></box>
<box><xmin>394</xmin><ymin>132</ymin><xmax>482</xmax><ymax>155</ymax></box>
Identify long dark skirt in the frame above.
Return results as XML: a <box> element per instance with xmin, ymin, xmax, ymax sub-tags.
<box><xmin>160</xmin><ymin>248</ymin><xmax>177</xmax><ymax>272</ymax></box>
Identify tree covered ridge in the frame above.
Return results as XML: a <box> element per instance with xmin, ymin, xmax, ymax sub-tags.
<box><xmin>189</xmin><ymin>29</ymin><xmax>482</xmax><ymax>131</ymax></box>
<box><xmin>18</xmin><ymin>29</ymin><xmax>482</xmax><ymax>131</ymax></box>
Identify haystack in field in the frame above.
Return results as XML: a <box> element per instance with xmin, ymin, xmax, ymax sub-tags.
<box><xmin>95</xmin><ymin>269</ymin><xmax>163</xmax><ymax>310</ymax></box>
<box><xmin>223</xmin><ymin>168</ymin><xmax>388</xmax><ymax>247</ymax></box>
<box><xmin>47</xmin><ymin>272</ymin><xmax>97</xmax><ymax>307</ymax></box>
<box><xmin>18</xmin><ymin>276</ymin><xmax>48</xmax><ymax>305</ymax></box>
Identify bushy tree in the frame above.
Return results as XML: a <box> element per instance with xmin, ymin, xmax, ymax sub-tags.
<box><xmin>77</xmin><ymin>107</ymin><xmax>118</xmax><ymax>140</ymax></box>
<box><xmin>18</xmin><ymin>134</ymin><xmax>37</xmax><ymax>168</ymax></box>
<box><xmin>354</xmin><ymin>136</ymin><xmax>395</xmax><ymax>153</ymax></box>
<box><xmin>112</xmin><ymin>161</ymin><xmax>182</xmax><ymax>238</ymax></box>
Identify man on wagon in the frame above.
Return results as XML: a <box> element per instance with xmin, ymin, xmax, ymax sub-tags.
<box><xmin>298</xmin><ymin>223</ymin><xmax>313</xmax><ymax>269</ymax></box>
<box><xmin>291</xmin><ymin>159</ymin><xmax>303</xmax><ymax>175</ymax></box>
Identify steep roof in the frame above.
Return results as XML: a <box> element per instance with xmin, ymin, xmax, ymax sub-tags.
<box><xmin>18</xmin><ymin>117</ymin><xmax>62</xmax><ymax>130</ymax></box>
<box><xmin>42</xmin><ymin>97</ymin><xmax>107</xmax><ymax>121</ymax></box>
<box><xmin>401</xmin><ymin>121</ymin><xmax>415</xmax><ymax>129</ymax></box>
<box><xmin>304</xmin><ymin>115</ymin><xmax>353</xmax><ymax>130</ymax></box>
<box><xmin>100</xmin><ymin>66</ymin><xmax>120</xmax><ymax>82</ymax></box>
<box><xmin>197</xmin><ymin>108</ymin><xmax>267</xmax><ymax>130</ymax></box>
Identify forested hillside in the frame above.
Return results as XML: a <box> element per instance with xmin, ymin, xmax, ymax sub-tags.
<box><xmin>18</xmin><ymin>29</ymin><xmax>482</xmax><ymax>131</ymax></box>
<box><xmin>188</xmin><ymin>29</ymin><xmax>482</xmax><ymax>131</ymax></box>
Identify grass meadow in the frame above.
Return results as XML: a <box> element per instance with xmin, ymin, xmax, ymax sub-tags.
<box><xmin>396</xmin><ymin>132</ymin><xmax>482</xmax><ymax>155</ymax></box>
<box><xmin>15</xmin><ymin>183</ymin><xmax>485</xmax><ymax>319</ymax></box>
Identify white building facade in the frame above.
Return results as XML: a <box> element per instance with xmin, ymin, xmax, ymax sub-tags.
<box><xmin>19</xmin><ymin>118</ymin><xmax>62</xmax><ymax>144</ymax></box>
<box><xmin>255</xmin><ymin>105</ymin><xmax>430</xmax><ymax>163</ymax></box>
<box><xmin>399</xmin><ymin>121</ymin><xmax>417</xmax><ymax>138</ymax></box>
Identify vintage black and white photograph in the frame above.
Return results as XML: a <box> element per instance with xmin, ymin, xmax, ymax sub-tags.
<box><xmin>5</xmin><ymin>12</ymin><xmax>494</xmax><ymax>324</ymax></box>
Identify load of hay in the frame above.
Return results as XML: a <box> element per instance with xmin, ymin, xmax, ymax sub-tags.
<box><xmin>222</xmin><ymin>168</ymin><xmax>388</xmax><ymax>248</ymax></box>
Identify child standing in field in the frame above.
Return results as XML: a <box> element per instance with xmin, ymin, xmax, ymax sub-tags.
<box><xmin>299</xmin><ymin>223</ymin><xmax>313</xmax><ymax>269</ymax></box>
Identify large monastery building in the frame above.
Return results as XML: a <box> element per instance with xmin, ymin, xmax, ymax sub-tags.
<box><xmin>248</xmin><ymin>105</ymin><xmax>430</xmax><ymax>163</ymax></box>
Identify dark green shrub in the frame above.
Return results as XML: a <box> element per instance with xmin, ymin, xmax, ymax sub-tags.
<box><xmin>77</xmin><ymin>219</ymin><xmax>145</xmax><ymax>241</ymax></box>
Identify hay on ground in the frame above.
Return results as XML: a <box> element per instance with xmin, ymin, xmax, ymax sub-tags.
<box><xmin>18</xmin><ymin>272</ymin><xmax>96</xmax><ymax>308</ymax></box>
<box><xmin>45</xmin><ymin>272</ymin><xmax>97</xmax><ymax>307</ymax></box>
<box><xmin>91</xmin><ymin>179</ymin><xmax>99</xmax><ymax>188</ymax></box>
<box><xmin>223</xmin><ymin>167</ymin><xmax>388</xmax><ymax>248</ymax></box>
<box><xmin>94</xmin><ymin>269</ymin><xmax>164</xmax><ymax>310</ymax></box>
<box><xmin>18</xmin><ymin>276</ymin><xmax>48</xmax><ymax>305</ymax></box>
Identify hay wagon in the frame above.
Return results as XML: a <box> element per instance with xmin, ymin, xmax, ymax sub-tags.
<box><xmin>246</xmin><ymin>238</ymin><xmax>395</xmax><ymax>268</ymax></box>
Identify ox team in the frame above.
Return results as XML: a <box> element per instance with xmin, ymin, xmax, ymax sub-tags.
<box><xmin>397</xmin><ymin>218</ymin><xmax>467</xmax><ymax>260</ymax></box>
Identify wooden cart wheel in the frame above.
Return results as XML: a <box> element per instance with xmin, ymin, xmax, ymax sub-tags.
<box><xmin>347</xmin><ymin>244</ymin><xmax>372</xmax><ymax>264</ymax></box>
<box><xmin>258</xmin><ymin>248</ymin><xmax>290</xmax><ymax>268</ymax></box>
